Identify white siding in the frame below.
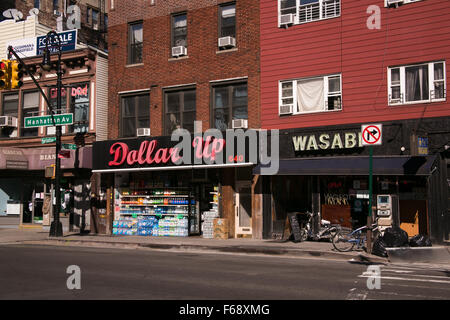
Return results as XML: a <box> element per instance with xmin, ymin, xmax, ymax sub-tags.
<box><xmin>0</xmin><ymin>15</ymin><xmax>51</xmax><ymax>59</ymax></box>
<box><xmin>95</xmin><ymin>53</ymin><xmax>108</xmax><ymax>141</ymax></box>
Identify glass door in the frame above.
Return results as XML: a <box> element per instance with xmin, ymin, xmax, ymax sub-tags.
<box><xmin>235</xmin><ymin>182</ymin><xmax>252</xmax><ymax>236</ymax></box>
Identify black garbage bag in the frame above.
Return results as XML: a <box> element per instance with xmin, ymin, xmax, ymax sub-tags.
<box><xmin>372</xmin><ymin>236</ymin><xmax>388</xmax><ymax>257</ymax></box>
<box><xmin>409</xmin><ymin>234</ymin><xmax>432</xmax><ymax>247</ymax></box>
<box><xmin>383</xmin><ymin>226</ymin><xmax>409</xmax><ymax>247</ymax></box>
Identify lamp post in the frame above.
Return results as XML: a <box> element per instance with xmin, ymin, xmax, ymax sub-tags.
<box><xmin>42</xmin><ymin>31</ymin><xmax>63</xmax><ymax>237</ymax></box>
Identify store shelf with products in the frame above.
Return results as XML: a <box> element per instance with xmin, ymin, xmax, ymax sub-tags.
<box><xmin>113</xmin><ymin>188</ymin><xmax>196</xmax><ymax>237</ymax></box>
<box><xmin>202</xmin><ymin>186</ymin><xmax>220</xmax><ymax>238</ymax></box>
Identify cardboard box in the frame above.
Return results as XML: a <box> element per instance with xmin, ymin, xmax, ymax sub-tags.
<box><xmin>213</xmin><ymin>218</ymin><xmax>229</xmax><ymax>239</ymax></box>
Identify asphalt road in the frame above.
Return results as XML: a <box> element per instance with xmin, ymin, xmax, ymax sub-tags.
<box><xmin>0</xmin><ymin>244</ymin><xmax>449</xmax><ymax>301</ymax></box>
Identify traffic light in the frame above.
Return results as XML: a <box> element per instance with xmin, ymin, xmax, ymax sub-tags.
<box><xmin>45</xmin><ymin>164</ymin><xmax>56</xmax><ymax>179</ymax></box>
<box><xmin>10</xmin><ymin>60</ymin><xmax>24</xmax><ymax>89</ymax></box>
<box><xmin>0</xmin><ymin>60</ymin><xmax>10</xmax><ymax>90</ymax></box>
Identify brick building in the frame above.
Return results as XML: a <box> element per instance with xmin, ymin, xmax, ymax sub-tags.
<box><xmin>0</xmin><ymin>0</ymin><xmax>109</xmax><ymax>232</ymax></box>
<box><xmin>257</xmin><ymin>0</ymin><xmax>449</xmax><ymax>242</ymax></box>
<box><xmin>93</xmin><ymin>0</ymin><xmax>262</xmax><ymax>238</ymax></box>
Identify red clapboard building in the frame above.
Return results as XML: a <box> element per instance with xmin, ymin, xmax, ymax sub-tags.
<box><xmin>258</xmin><ymin>0</ymin><xmax>449</xmax><ymax>242</ymax></box>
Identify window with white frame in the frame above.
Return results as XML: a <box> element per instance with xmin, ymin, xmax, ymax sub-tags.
<box><xmin>384</xmin><ymin>0</ymin><xmax>423</xmax><ymax>8</ymax></box>
<box><xmin>388</xmin><ymin>61</ymin><xmax>446</xmax><ymax>105</ymax></box>
<box><xmin>279</xmin><ymin>0</ymin><xmax>340</xmax><ymax>26</ymax></box>
<box><xmin>279</xmin><ymin>74</ymin><xmax>342</xmax><ymax>115</ymax></box>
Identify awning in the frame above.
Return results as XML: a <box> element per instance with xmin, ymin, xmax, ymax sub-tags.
<box><xmin>253</xmin><ymin>155</ymin><xmax>437</xmax><ymax>176</ymax></box>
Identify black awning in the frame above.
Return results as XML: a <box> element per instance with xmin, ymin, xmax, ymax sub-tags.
<box><xmin>253</xmin><ymin>155</ymin><xmax>437</xmax><ymax>176</ymax></box>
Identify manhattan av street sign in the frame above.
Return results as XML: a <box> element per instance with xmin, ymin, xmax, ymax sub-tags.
<box><xmin>24</xmin><ymin>113</ymin><xmax>73</xmax><ymax>128</ymax></box>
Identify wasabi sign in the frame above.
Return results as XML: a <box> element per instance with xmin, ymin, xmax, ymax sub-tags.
<box><xmin>24</xmin><ymin>113</ymin><xmax>73</xmax><ymax>128</ymax></box>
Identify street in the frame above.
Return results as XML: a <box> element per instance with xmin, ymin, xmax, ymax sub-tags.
<box><xmin>0</xmin><ymin>244</ymin><xmax>449</xmax><ymax>300</ymax></box>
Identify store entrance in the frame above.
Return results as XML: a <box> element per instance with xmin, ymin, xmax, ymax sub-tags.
<box><xmin>235</xmin><ymin>181</ymin><xmax>252</xmax><ymax>236</ymax></box>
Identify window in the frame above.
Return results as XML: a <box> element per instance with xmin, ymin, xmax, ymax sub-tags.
<box><xmin>53</xmin><ymin>0</ymin><xmax>59</xmax><ymax>12</ymax></box>
<box><xmin>120</xmin><ymin>93</ymin><xmax>150</xmax><ymax>138</ymax></box>
<box><xmin>279</xmin><ymin>0</ymin><xmax>340</xmax><ymax>26</ymax></box>
<box><xmin>34</xmin><ymin>0</ymin><xmax>40</xmax><ymax>9</ymax></box>
<box><xmin>219</xmin><ymin>3</ymin><xmax>236</xmax><ymax>39</ymax></box>
<box><xmin>164</xmin><ymin>88</ymin><xmax>196</xmax><ymax>135</ymax></box>
<box><xmin>1</xmin><ymin>93</ymin><xmax>18</xmax><ymax>138</ymax></box>
<box><xmin>69</xmin><ymin>83</ymin><xmax>90</xmax><ymax>133</ymax></box>
<box><xmin>128</xmin><ymin>22</ymin><xmax>143</xmax><ymax>64</ymax></box>
<box><xmin>212</xmin><ymin>82</ymin><xmax>248</xmax><ymax>130</ymax></box>
<box><xmin>172</xmin><ymin>13</ymin><xmax>187</xmax><ymax>50</ymax></box>
<box><xmin>388</xmin><ymin>61</ymin><xmax>446</xmax><ymax>105</ymax></box>
<box><xmin>22</xmin><ymin>91</ymin><xmax>40</xmax><ymax>137</ymax></box>
<box><xmin>87</xmin><ymin>7</ymin><xmax>100</xmax><ymax>30</ymax></box>
<box><xmin>279</xmin><ymin>74</ymin><xmax>342</xmax><ymax>115</ymax></box>
<box><xmin>384</xmin><ymin>0</ymin><xmax>423</xmax><ymax>7</ymax></box>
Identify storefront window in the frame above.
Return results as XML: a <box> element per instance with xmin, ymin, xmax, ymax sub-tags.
<box><xmin>69</xmin><ymin>83</ymin><xmax>90</xmax><ymax>133</ymax></box>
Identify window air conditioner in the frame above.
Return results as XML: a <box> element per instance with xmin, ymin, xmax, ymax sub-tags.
<box><xmin>232</xmin><ymin>119</ymin><xmax>248</xmax><ymax>129</ymax></box>
<box><xmin>279</xmin><ymin>104</ymin><xmax>293</xmax><ymax>115</ymax></box>
<box><xmin>136</xmin><ymin>128</ymin><xmax>151</xmax><ymax>137</ymax></box>
<box><xmin>0</xmin><ymin>116</ymin><xmax>18</xmax><ymax>127</ymax></box>
<box><xmin>280</xmin><ymin>14</ymin><xmax>295</xmax><ymax>26</ymax></box>
<box><xmin>172</xmin><ymin>46</ymin><xmax>187</xmax><ymax>57</ymax></box>
<box><xmin>386</xmin><ymin>0</ymin><xmax>404</xmax><ymax>7</ymax></box>
<box><xmin>218</xmin><ymin>36</ymin><xmax>236</xmax><ymax>48</ymax></box>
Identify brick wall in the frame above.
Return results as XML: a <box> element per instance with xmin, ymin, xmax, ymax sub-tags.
<box><xmin>107</xmin><ymin>0</ymin><xmax>260</xmax><ymax>139</ymax></box>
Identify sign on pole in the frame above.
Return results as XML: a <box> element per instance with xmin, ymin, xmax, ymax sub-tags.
<box><xmin>361</xmin><ymin>124</ymin><xmax>382</xmax><ymax>146</ymax></box>
<box><xmin>24</xmin><ymin>113</ymin><xmax>73</xmax><ymax>128</ymax></box>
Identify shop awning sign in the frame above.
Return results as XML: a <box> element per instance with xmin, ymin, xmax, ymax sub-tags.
<box><xmin>361</xmin><ymin>124</ymin><xmax>382</xmax><ymax>146</ymax></box>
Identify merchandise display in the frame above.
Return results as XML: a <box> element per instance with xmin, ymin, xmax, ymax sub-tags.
<box><xmin>113</xmin><ymin>188</ymin><xmax>195</xmax><ymax>237</ymax></box>
<box><xmin>202</xmin><ymin>186</ymin><xmax>220</xmax><ymax>238</ymax></box>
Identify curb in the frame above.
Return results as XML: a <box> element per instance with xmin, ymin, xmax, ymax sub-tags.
<box><xmin>16</xmin><ymin>237</ymin><xmax>387</xmax><ymax>263</ymax></box>
<box><xmin>387</xmin><ymin>246</ymin><xmax>450</xmax><ymax>265</ymax></box>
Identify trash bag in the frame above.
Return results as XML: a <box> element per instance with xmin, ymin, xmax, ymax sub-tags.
<box><xmin>409</xmin><ymin>234</ymin><xmax>432</xmax><ymax>247</ymax></box>
<box><xmin>372</xmin><ymin>236</ymin><xmax>388</xmax><ymax>257</ymax></box>
<box><xmin>383</xmin><ymin>226</ymin><xmax>409</xmax><ymax>247</ymax></box>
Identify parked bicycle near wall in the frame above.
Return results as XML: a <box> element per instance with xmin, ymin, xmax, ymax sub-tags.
<box><xmin>331</xmin><ymin>220</ymin><xmax>381</xmax><ymax>252</ymax></box>
<box><xmin>302</xmin><ymin>211</ymin><xmax>341</xmax><ymax>242</ymax></box>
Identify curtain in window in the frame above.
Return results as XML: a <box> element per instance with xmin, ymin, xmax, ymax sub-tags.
<box><xmin>131</xmin><ymin>25</ymin><xmax>143</xmax><ymax>44</ymax></box>
<box><xmin>406</xmin><ymin>65</ymin><xmax>429</xmax><ymax>102</ymax></box>
<box><xmin>297</xmin><ymin>78</ymin><xmax>324</xmax><ymax>112</ymax></box>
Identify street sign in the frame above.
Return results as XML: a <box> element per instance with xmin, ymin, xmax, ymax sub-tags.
<box><xmin>361</xmin><ymin>124</ymin><xmax>382</xmax><ymax>146</ymax></box>
<box><xmin>24</xmin><ymin>113</ymin><xmax>73</xmax><ymax>128</ymax></box>
<box><xmin>41</xmin><ymin>137</ymin><xmax>56</xmax><ymax>144</ymax></box>
<box><xmin>62</xmin><ymin>143</ymin><xmax>77</xmax><ymax>150</ymax></box>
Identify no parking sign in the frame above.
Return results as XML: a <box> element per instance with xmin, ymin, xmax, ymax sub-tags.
<box><xmin>361</xmin><ymin>124</ymin><xmax>382</xmax><ymax>146</ymax></box>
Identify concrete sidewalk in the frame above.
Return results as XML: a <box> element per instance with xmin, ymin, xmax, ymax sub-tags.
<box><xmin>0</xmin><ymin>227</ymin><xmax>388</xmax><ymax>264</ymax></box>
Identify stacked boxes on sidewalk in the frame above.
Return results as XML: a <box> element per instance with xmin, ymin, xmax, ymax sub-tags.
<box><xmin>202</xmin><ymin>187</ymin><xmax>220</xmax><ymax>238</ymax></box>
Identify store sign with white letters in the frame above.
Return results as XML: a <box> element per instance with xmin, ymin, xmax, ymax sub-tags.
<box><xmin>292</xmin><ymin>132</ymin><xmax>363</xmax><ymax>152</ymax></box>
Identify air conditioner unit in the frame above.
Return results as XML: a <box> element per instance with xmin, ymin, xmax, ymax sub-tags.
<box><xmin>386</xmin><ymin>0</ymin><xmax>404</xmax><ymax>6</ymax></box>
<box><xmin>172</xmin><ymin>46</ymin><xmax>187</xmax><ymax>57</ymax></box>
<box><xmin>136</xmin><ymin>128</ymin><xmax>151</xmax><ymax>137</ymax></box>
<box><xmin>218</xmin><ymin>36</ymin><xmax>236</xmax><ymax>48</ymax></box>
<box><xmin>232</xmin><ymin>119</ymin><xmax>248</xmax><ymax>129</ymax></box>
<box><xmin>279</xmin><ymin>104</ymin><xmax>293</xmax><ymax>115</ymax></box>
<box><xmin>280</xmin><ymin>14</ymin><xmax>295</xmax><ymax>26</ymax></box>
<box><xmin>0</xmin><ymin>116</ymin><xmax>18</xmax><ymax>127</ymax></box>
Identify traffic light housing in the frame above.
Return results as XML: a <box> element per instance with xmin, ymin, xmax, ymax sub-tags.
<box><xmin>10</xmin><ymin>60</ymin><xmax>24</xmax><ymax>89</ymax></box>
<box><xmin>0</xmin><ymin>60</ymin><xmax>10</xmax><ymax>90</ymax></box>
<box><xmin>45</xmin><ymin>164</ymin><xmax>56</xmax><ymax>179</ymax></box>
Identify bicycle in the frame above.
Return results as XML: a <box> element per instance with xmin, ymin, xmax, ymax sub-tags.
<box><xmin>331</xmin><ymin>222</ymin><xmax>380</xmax><ymax>252</ymax></box>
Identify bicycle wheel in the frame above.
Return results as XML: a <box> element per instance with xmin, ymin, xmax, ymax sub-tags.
<box><xmin>332</xmin><ymin>228</ymin><xmax>355</xmax><ymax>252</ymax></box>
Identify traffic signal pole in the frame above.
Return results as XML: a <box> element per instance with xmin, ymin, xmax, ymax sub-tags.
<box><xmin>8</xmin><ymin>37</ymin><xmax>64</xmax><ymax>237</ymax></box>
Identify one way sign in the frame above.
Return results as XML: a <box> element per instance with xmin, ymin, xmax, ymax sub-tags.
<box><xmin>361</xmin><ymin>124</ymin><xmax>382</xmax><ymax>146</ymax></box>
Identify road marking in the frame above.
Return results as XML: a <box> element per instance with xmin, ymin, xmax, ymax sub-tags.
<box><xmin>358</xmin><ymin>274</ymin><xmax>450</xmax><ymax>284</ymax></box>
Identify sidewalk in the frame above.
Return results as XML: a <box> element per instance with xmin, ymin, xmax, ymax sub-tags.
<box><xmin>0</xmin><ymin>227</ymin><xmax>388</xmax><ymax>264</ymax></box>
